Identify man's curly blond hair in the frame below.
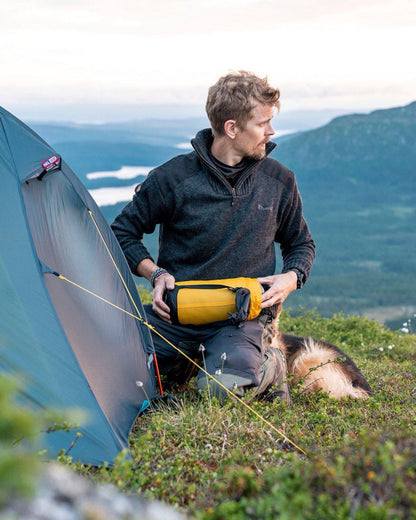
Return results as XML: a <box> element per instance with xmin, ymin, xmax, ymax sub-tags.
<box><xmin>206</xmin><ymin>71</ymin><xmax>280</xmax><ymax>136</ymax></box>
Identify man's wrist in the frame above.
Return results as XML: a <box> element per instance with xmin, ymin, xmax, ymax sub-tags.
<box><xmin>150</xmin><ymin>267</ymin><xmax>169</xmax><ymax>287</ymax></box>
<box><xmin>136</xmin><ymin>258</ymin><xmax>158</xmax><ymax>280</ymax></box>
<box><xmin>289</xmin><ymin>268</ymin><xmax>304</xmax><ymax>290</ymax></box>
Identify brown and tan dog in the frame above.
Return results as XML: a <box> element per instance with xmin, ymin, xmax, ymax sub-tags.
<box><xmin>170</xmin><ymin>306</ymin><xmax>372</xmax><ymax>399</ymax></box>
<box><xmin>262</xmin><ymin>309</ymin><xmax>373</xmax><ymax>399</ymax></box>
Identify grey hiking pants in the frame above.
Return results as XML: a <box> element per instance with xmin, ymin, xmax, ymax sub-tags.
<box><xmin>144</xmin><ymin>304</ymin><xmax>285</xmax><ymax>402</ymax></box>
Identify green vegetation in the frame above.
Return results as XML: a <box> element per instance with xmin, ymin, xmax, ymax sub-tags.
<box><xmin>63</xmin><ymin>308</ymin><xmax>416</xmax><ymax>519</ymax></box>
<box><xmin>0</xmin><ymin>378</ymin><xmax>84</xmax><ymax>510</ymax></box>
<box><xmin>0</xmin><ymin>376</ymin><xmax>40</xmax><ymax>506</ymax></box>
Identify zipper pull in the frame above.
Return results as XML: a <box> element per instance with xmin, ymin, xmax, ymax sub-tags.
<box><xmin>231</xmin><ymin>188</ymin><xmax>235</xmax><ymax>206</ymax></box>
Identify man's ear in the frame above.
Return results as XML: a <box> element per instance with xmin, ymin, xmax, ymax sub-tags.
<box><xmin>223</xmin><ymin>119</ymin><xmax>238</xmax><ymax>140</ymax></box>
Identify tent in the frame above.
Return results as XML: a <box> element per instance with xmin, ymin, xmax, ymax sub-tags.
<box><xmin>0</xmin><ymin>107</ymin><xmax>156</xmax><ymax>465</ymax></box>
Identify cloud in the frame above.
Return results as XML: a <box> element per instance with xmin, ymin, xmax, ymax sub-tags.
<box><xmin>2</xmin><ymin>0</ymin><xmax>415</xmax><ymax>36</ymax></box>
<box><xmin>0</xmin><ymin>0</ymin><xmax>414</xmax><ymax>111</ymax></box>
<box><xmin>89</xmin><ymin>184</ymin><xmax>138</xmax><ymax>206</ymax></box>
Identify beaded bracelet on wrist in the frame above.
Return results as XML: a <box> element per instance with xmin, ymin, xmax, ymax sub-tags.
<box><xmin>150</xmin><ymin>267</ymin><xmax>168</xmax><ymax>287</ymax></box>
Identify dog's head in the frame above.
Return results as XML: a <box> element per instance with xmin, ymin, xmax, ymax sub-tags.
<box><xmin>288</xmin><ymin>337</ymin><xmax>373</xmax><ymax>399</ymax></box>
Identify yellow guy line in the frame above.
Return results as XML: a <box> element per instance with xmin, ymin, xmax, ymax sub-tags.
<box><xmin>146</xmin><ymin>322</ymin><xmax>308</xmax><ymax>456</ymax></box>
<box><xmin>57</xmin><ymin>273</ymin><xmax>308</xmax><ymax>457</ymax></box>
<box><xmin>58</xmin><ymin>274</ymin><xmax>140</xmax><ymax>321</ymax></box>
<box><xmin>88</xmin><ymin>210</ymin><xmax>143</xmax><ymax>320</ymax></box>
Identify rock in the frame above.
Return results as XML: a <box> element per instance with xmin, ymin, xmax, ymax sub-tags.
<box><xmin>1</xmin><ymin>463</ymin><xmax>187</xmax><ymax>520</ymax></box>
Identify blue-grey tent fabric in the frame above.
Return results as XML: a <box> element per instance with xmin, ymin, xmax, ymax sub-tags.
<box><xmin>0</xmin><ymin>107</ymin><xmax>156</xmax><ymax>465</ymax></box>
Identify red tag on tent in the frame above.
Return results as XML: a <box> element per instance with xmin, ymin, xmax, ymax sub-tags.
<box><xmin>42</xmin><ymin>155</ymin><xmax>60</xmax><ymax>171</ymax></box>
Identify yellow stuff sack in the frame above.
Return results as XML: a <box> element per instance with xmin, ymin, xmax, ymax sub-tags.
<box><xmin>163</xmin><ymin>277</ymin><xmax>263</xmax><ymax>326</ymax></box>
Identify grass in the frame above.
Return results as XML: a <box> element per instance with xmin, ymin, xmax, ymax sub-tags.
<box><xmin>64</xmin><ymin>308</ymin><xmax>416</xmax><ymax>519</ymax></box>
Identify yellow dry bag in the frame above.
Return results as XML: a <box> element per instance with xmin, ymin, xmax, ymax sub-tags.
<box><xmin>163</xmin><ymin>277</ymin><xmax>263</xmax><ymax>326</ymax></box>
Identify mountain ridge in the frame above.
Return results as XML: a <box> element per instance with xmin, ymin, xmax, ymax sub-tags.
<box><xmin>274</xmin><ymin>100</ymin><xmax>416</xmax><ymax>196</ymax></box>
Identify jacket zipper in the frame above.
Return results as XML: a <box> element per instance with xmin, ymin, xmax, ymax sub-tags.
<box><xmin>193</xmin><ymin>141</ymin><xmax>261</xmax><ymax>206</ymax></box>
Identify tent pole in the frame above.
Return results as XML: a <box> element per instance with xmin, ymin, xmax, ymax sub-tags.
<box><xmin>153</xmin><ymin>353</ymin><xmax>164</xmax><ymax>396</ymax></box>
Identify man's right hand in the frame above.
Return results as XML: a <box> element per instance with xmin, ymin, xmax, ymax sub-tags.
<box><xmin>152</xmin><ymin>272</ymin><xmax>175</xmax><ymax>323</ymax></box>
<box><xmin>136</xmin><ymin>259</ymin><xmax>176</xmax><ymax>323</ymax></box>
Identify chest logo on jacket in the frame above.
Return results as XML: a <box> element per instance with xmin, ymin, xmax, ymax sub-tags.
<box><xmin>257</xmin><ymin>204</ymin><xmax>273</xmax><ymax>212</ymax></box>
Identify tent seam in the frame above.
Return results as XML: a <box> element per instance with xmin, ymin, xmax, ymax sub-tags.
<box><xmin>0</xmin><ymin>114</ymin><xmax>20</xmax><ymax>178</ymax></box>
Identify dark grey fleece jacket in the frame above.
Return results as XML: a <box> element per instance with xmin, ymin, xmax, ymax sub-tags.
<box><xmin>111</xmin><ymin>129</ymin><xmax>315</xmax><ymax>283</ymax></box>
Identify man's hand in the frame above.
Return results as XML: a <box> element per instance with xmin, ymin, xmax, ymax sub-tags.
<box><xmin>152</xmin><ymin>272</ymin><xmax>176</xmax><ymax>323</ymax></box>
<box><xmin>257</xmin><ymin>272</ymin><xmax>297</xmax><ymax>309</ymax></box>
<box><xmin>136</xmin><ymin>259</ymin><xmax>176</xmax><ymax>323</ymax></box>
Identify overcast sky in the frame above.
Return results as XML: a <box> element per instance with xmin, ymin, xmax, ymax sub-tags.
<box><xmin>1</xmin><ymin>0</ymin><xmax>415</xmax><ymax>121</ymax></box>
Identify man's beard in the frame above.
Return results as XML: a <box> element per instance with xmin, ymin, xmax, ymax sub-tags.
<box><xmin>244</xmin><ymin>148</ymin><xmax>267</xmax><ymax>161</ymax></box>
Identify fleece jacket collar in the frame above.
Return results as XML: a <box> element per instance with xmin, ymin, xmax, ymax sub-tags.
<box><xmin>191</xmin><ymin>128</ymin><xmax>277</xmax><ymax>180</ymax></box>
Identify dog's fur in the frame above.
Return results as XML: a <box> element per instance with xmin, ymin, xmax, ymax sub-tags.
<box><xmin>262</xmin><ymin>309</ymin><xmax>372</xmax><ymax>399</ymax></box>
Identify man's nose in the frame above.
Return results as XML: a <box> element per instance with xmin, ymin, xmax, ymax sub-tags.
<box><xmin>266</xmin><ymin>123</ymin><xmax>275</xmax><ymax>136</ymax></box>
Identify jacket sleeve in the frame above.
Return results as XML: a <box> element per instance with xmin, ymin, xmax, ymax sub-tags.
<box><xmin>274</xmin><ymin>176</ymin><xmax>315</xmax><ymax>285</ymax></box>
<box><xmin>110</xmin><ymin>171</ymin><xmax>169</xmax><ymax>274</ymax></box>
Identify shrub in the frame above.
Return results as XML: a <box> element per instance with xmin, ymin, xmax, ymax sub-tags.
<box><xmin>0</xmin><ymin>376</ymin><xmax>40</xmax><ymax>506</ymax></box>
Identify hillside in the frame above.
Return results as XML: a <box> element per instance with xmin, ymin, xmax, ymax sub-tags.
<box><xmin>273</xmin><ymin>102</ymin><xmax>416</xmax><ymax>324</ymax></box>
<box><xmin>275</xmin><ymin>101</ymin><xmax>416</xmax><ymax>203</ymax></box>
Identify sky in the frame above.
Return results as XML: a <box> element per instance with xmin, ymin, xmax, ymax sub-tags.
<box><xmin>1</xmin><ymin>0</ymin><xmax>415</xmax><ymax>121</ymax></box>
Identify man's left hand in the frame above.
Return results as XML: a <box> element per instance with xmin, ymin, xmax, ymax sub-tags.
<box><xmin>257</xmin><ymin>272</ymin><xmax>298</xmax><ymax>308</ymax></box>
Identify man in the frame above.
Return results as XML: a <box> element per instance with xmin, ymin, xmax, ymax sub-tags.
<box><xmin>111</xmin><ymin>71</ymin><xmax>315</xmax><ymax>403</ymax></box>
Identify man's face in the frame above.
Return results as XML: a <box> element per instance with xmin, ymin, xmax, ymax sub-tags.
<box><xmin>234</xmin><ymin>102</ymin><xmax>276</xmax><ymax>160</ymax></box>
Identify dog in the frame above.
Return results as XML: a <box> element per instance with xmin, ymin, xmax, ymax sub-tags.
<box><xmin>262</xmin><ymin>309</ymin><xmax>373</xmax><ymax>399</ymax></box>
<box><xmin>168</xmin><ymin>305</ymin><xmax>373</xmax><ymax>399</ymax></box>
